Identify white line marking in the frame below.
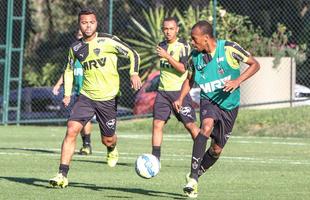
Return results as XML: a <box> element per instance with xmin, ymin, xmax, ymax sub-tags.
<box><xmin>0</xmin><ymin>148</ymin><xmax>309</xmax><ymax>165</ymax></box>
<box><xmin>117</xmin><ymin>134</ymin><xmax>310</xmax><ymax>146</ymax></box>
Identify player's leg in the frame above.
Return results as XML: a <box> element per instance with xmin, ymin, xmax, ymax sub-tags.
<box><xmin>183</xmin><ymin>99</ymin><xmax>217</xmax><ymax>198</ymax></box>
<box><xmin>79</xmin><ymin>121</ymin><xmax>92</xmax><ymax>155</ymax></box>
<box><xmin>49</xmin><ymin>120</ymin><xmax>83</xmax><ymax>188</ymax></box>
<box><xmin>198</xmin><ymin>139</ymin><xmax>222</xmax><ymax>176</ymax></box>
<box><xmin>152</xmin><ymin>91</ymin><xmax>171</xmax><ymax>161</ymax></box>
<box><xmin>102</xmin><ymin>134</ymin><xmax>118</xmax><ymax>167</ymax></box>
<box><xmin>177</xmin><ymin>93</ymin><xmax>200</xmax><ymax>139</ymax></box>
<box><xmin>60</xmin><ymin>120</ymin><xmax>84</xmax><ymax>167</ymax></box>
<box><xmin>183</xmin><ymin>118</ymin><xmax>212</xmax><ymax>198</ymax></box>
<box><xmin>49</xmin><ymin>95</ymin><xmax>95</xmax><ymax>188</ymax></box>
<box><xmin>198</xmin><ymin>106</ymin><xmax>239</xmax><ymax>177</ymax></box>
<box><xmin>152</xmin><ymin>119</ymin><xmax>165</xmax><ymax>161</ymax></box>
<box><xmin>94</xmin><ymin>98</ymin><xmax>119</xmax><ymax>167</ymax></box>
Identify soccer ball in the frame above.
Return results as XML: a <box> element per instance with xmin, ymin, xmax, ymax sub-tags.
<box><xmin>135</xmin><ymin>154</ymin><xmax>160</xmax><ymax>179</ymax></box>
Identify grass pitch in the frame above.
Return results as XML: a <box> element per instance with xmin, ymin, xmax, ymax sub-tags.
<box><xmin>1</xmin><ymin>107</ymin><xmax>310</xmax><ymax>199</ymax></box>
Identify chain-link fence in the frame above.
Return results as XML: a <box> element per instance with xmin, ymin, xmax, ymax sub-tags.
<box><xmin>1</xmin><ymin>0</ymin><xmax>309</xmax><ymax>124</ymax></box>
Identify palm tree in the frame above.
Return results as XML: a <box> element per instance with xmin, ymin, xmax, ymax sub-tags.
<box><xmin>123</xmin><ymin>6</ymin><xmax>168</xmax><ymax>81</ymax></box>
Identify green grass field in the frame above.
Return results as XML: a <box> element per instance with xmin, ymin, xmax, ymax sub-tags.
<box><xmin>1</xmin><ymin>107</ymin><xmax>310</xmax><ymax>200</ymax></box>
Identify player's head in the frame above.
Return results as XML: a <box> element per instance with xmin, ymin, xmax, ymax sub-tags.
<box><xmin>162</xmin><ymin>17</ymin><xmax>179</xmax><ymax>43</ymax></box>
<box><xmin>78</xmin><ymin>8</ymin><xmax>97</xmax><ymax>40</ymax></box>
<box><xmin>191</xmin><ymin>20</ymin><xmax>214</xmax><ymax>52</ymax></box>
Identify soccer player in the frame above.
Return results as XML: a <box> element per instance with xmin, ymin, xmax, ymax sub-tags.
<box><xmin>173</xmin><ymin>20</ymin><xmax>260</xmax><ymax>198</ymax></box>
<box><xmin>151</xmin><ymin>17</ymin><xmax>200</xmax><ymax>163</ymax></box>
<box><xmin>52</xmin><ymin>29</ymin><xmax>93</xmax><ymax>155</ymax></box>
<box><xmin>49</xmin><ymin>8</ymin><xmax>141</xmax><ymax>188</ymax></box>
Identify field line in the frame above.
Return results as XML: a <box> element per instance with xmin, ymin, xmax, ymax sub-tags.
<box><xmin>0</xmin><ymin>148</ymin><xmax>309</xmax><ymax>165</ymax></box>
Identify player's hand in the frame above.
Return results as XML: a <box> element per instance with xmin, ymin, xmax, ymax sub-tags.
<box><xmin>223</xmin><ymin>79</ymin><xmax>241</xmax><ymax>93</ymax></box>
<box><xmin>156</xmin><ymin>46</ymin><xmax>169</xmax><ymax>59</ymax></box>
<box><xmin>52</xmin><ymin>85</ymin><xmax>61</xmax><ymax>96</ymax></box>
<box><xmin>173</xmin><ymin>99</ymin><xmax>183</xmax><ymax>113</ymax></box>
<box><xmin>130</xmin><ymin>74</ymin><xmax>142</xmax><ymax>91</ymax></box>
<box><xmin>62</xmin><ymin>96</ymin><xmax>71</xmax><ymax>107</ymax></box>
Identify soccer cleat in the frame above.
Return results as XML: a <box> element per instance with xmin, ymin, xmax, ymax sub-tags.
<box><xmin>107</xmin><ymin>147</ymin><xmax>119</xmax><ymax>167</ymax></box>
<box><xmin>79</xmin><ymin>145</ymin><xmax>92</xmax><ymax>155</ymax></box>
<box><xmin>183</xmin><ymin>173</ymin><xmax>198</xmax><ymax>198</ymax></box>
<box><xmin>49</xmin><ymin>173</ymin><xmax>68</xmax><ymax>188</ymax></box>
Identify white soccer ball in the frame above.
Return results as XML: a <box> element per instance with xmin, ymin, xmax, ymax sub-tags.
<box><xmin>135</xmin><ymin>154</ymin><xmax>160</xmax><ymax>179</ymax></box>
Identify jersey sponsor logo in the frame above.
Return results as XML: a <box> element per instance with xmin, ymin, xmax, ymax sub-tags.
<box><xmin>199</xmin><ymin>75</ymin><xmax>231</xmax><ymax>93</ymax></box>
<box><xmin>82</xmin><ymin>57</ymin><xmax>106</xmax><ymax>70</ymax></box>
<box><xmin>106</xmin><ymin>119</ymin><xmax>116</xmax><ymax>129</ymax></box>
<box><xmin>201</xmin><ymin>74</ymin><xmax>207</xmax><ymax>79</ymax></box>
<box><xmin>97</xmin><ymin>38</ymin><xmax>105</xmax><ymax>43</ymax></box>
<box><xmin>160</xmin><ymin>60</ymin><xmax>172</xmax><ymax>69</ymax></box>
<box><xmin>73</xmin><ymin>43</ymin><xmax>82</xmax><ymax>51</ymax></box>
<box><xmin>115</xmin><ymin>46</ymin><xmax>128</xmax><ymax>56</ymax></box>
<box><xmin>197</xmin><ymin>64</ymin><xmax>205</xmax><ymax>71</ymax></box>
<box><xmin>73</xmin><ymin>68</ymin><xmax>83</xmax><ymax>76</ymax></box>
<box><xmin>232</xmin><ymin>52</ymin><xmax>243</xmax><ymax>62</ymax></box>
<box><xmin>216</xmin><ymin>56</ymin><xmax>224</xmax><ymax>63</ymax></box>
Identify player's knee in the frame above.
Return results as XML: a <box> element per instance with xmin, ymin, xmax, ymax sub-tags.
<box><xmin>101</xmin><ymin>135</ymin><xmax>116</xmax><ymax>146</ymax></box>
<box><xmin>184</xmin><ymin>122</ymin><xmax>199</xmax><ymax>138</ymax></box>
<box><xmin>184</xmin><ymin>122</ymin><xmax>196</xmax><ymax>130</ymax></box>
<box><xmin>66</xmin><ymin>122</ymin><xmax>81</xmax><ymax>138</ymax></box>
<box><xmin>201</xmin><ymin>125</ymin><xmax>212</xmax><ymax>137</ymax></box>
<box><xmin>153</xmin><ymin>120</ymin><xmax>164</xmax><ymax>132</ymax></box>
<box><xmin>209</xmin><ymin>146</ymin><xmax>222</xmax><ymax>158</ymax></box>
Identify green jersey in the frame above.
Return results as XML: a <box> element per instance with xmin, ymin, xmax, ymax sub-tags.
<box><xmin>158</xmin><ymin>38</ymin><xmax>190</xmax><ymax>91</ymax></box>
<box><xmin>73</xmin><ymin>60</ymin><xmax>83</xmax><ymax>95</ymax></box>
<box><xmin>189</xmin><ymin>40</ymin><xmax>250</xmax><ymax>110</ymax></box>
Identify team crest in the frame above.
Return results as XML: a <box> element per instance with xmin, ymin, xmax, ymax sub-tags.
<box><xmin>106</xmin><ymin>119</ymin><xmax>116</xmax><ymax>129</ymax></box>
<box><xmin>218</xmin><ymin>67</ymin><xmax>224</xmax><ymax>74</ymax></box>
<box><xmin>179</xmin><ymin>106</ymin><xmax>193</xmax><ymax>119</ymax></box>
<box><xmin>169</xmin><ymin>51</ymin><xmax>174</xmax><ymax>56</ymax></box>
<box><xmin>93</xmin><ymin>48</ymin><xmax>101</xmax><ymax>56</ymax></box>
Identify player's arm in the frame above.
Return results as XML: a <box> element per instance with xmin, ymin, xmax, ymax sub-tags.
<box><xmin>52</xmin><ymin>74</ymin><xmax>64</xmax><ymax>95</ymax></box>
<box><xmin>156</xmin><ymin>42</ymin><xmax>190</xmax><ymax>74</ymax></box>
<box><xmin>63</xmin><ymin>48</ymin><xmax>75</xmax><ymax>106</ymax></box>
<box><xmin>223</xmin><ymin>42</ymin><xmax>260</xmax><ymax>93</ymax></box>
<box><xmin>110</xmin><ymin>37</ymin><xmax>142</xmax><ymax>90</ymax></box>
<box><xmin>173</xmin><ymin>56</ymin><xmax>195</xmax><ymax>112</ymax></box>
<box><xmin>156</xmin><ymin>46</ymin><xmax>185</xmax><ymax>73</ymax></box>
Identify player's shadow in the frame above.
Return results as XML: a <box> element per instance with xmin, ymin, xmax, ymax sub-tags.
<box><xmin>73</xmin><ymin>159</ymin><xmax>133</xmax><ymax>167</ymax></box>
<box><xmin>0</xmin><ymin>147</ymin><xmax>57</xmax><ymax>154</ymax></box>
<box><xmin>0</xmin><ymin>176</ymin><xmax>186</xmax><ymax>199</ymax></box>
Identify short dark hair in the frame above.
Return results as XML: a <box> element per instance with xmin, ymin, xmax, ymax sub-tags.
<box><xmin>163</xmin><ymin>17</ymin><xmax>178</xmax><ymax>26</ymax></box>
<box><xmin>78</xmin><ymin>8</ymin><xmax>97</xmax><ymax>22</ymax></box>
<box><xmin>192</xmin><ymin>20</ymin><xmax>214</xmax><ymax>37</ymax></box>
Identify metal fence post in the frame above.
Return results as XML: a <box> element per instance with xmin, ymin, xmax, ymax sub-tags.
<box><xmin>213</xmin><ymin>0</ymin><xmax>217</xmax><ymax>38</ymax></box>
<box><xmin>2</xmin><ymin>0</ymin><xmax>14</xmax><ymax>125</ymax></box>
<box><xmin>109</xmin><ymin>0</ymin><xmax>113</xmax><ymax>34</ymax></box>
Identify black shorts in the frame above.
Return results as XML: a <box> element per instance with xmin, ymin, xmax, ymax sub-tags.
<box><xmin>69</xmin><ymin>94</ymin><xmax>117</xmax><ymax>137</ymax></box>
<box><xmin>200</xmin><ymin>99</ymin><xmax>239</xmax><ymax>148</ymax></box>
<box><xmin>153</xmin><ymin>90</ymin><xmax>196</xmax><ymax>124</ymax></box>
